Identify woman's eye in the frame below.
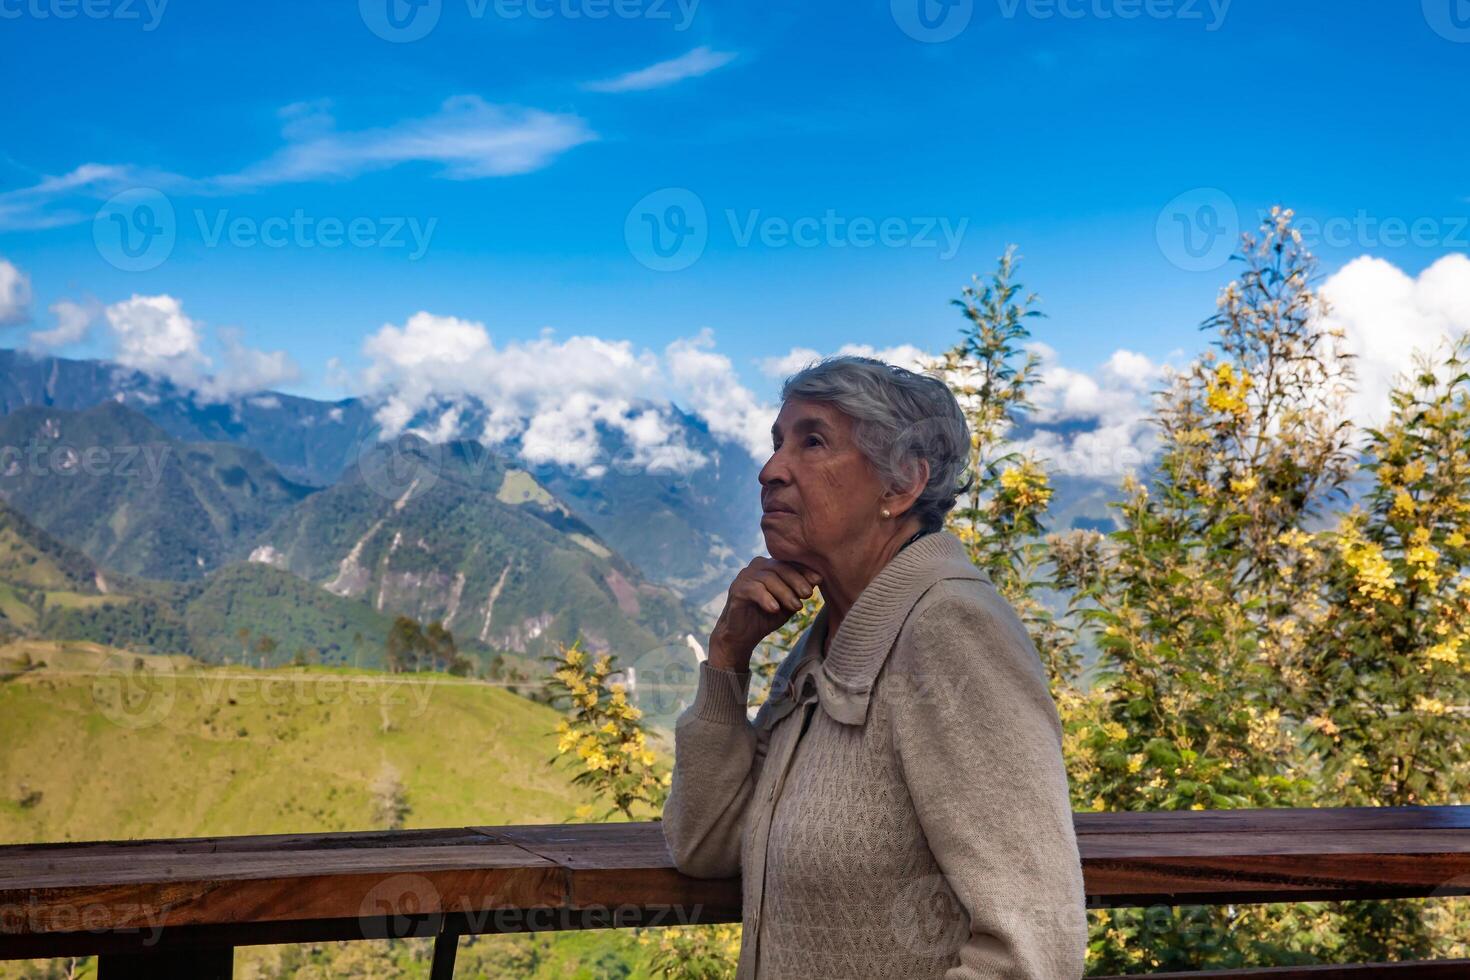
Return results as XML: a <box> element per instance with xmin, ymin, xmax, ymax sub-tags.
<box><xmin>804</xmin><ymin>436</ymin><xmax>823</xmax><ymax>448</ymax></box>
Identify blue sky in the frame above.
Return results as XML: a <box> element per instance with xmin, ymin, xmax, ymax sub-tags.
<box><xmin>1</xmin><ymin>0</ymin><xmax>1468</xmax><ymax>472</ymax></box>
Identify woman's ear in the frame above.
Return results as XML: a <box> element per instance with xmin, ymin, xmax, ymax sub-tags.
<box><xmin>882</xmin><ymin>458</ymin><xmax>930</xmax><ymax>518</ymax></box>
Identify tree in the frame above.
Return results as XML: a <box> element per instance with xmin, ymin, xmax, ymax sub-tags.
<box><xmin>253</xmin><ymin>634</ymin><xmax>278</xmax><ymax>667</ymax></box>
<box><xmin>543</xmin><ymin>640</ymin><xmax>669</xmax><ymax>822</ymax></box>
<box><xmin>385</xmin><ymin>616</ymin><xmax>426</xmax><ymax>674</ymax></box>
<box><xmin>929</xmin><ymin>246</ymin><xmax>1085</xmax><ymax>689</ymax></box>
<box><xmin>1048</xmin><ymin>209</ymin><xmax>1379</xmax><ymax>971</ymax></box>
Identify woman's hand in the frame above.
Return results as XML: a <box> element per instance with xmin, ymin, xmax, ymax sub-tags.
<box><xmin>707</xmin><ymin>557</ymin><xmax>822</xmax><ymax>671</ymax></box>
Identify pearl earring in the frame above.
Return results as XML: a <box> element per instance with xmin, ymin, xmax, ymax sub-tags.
<box><xmin>880</xmin><ymin>507</ymin><xmax>892</xmax><ymax>519</ymax></box>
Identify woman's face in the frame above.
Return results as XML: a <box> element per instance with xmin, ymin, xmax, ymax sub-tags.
<box><xmin>758</xmin><ymin>398</ymin><xmax>888</xmax><ymax>568</ymax></box>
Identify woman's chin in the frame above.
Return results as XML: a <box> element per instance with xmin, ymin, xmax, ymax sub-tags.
<box><xmin>760</xmin><ymin>529</ymin><xmax>803</xmax><ymax>563</ymax></box>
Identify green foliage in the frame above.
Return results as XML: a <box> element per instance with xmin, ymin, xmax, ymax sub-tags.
<box><xmin>182</xmin><ymin>562</ymin><xmax>400</xmax><ymax>667</ymax></box>
<box><xmin>543</xmin><ymin>640</ymin><xmax>668</xmax><ymax>822</ymax></box>
<box><xmin>929</xmin><ymin>246</ymin><xmax>1085</xmax><ymax>689</ymax></box>
<box><xmin>257</xmin><ymin>439</ymin><xmax>702</xmax><ymax>704</ymax></box>
<box><xmin>1302</xmin><ymin>333</ymin><xmax>1470</xmax><ymax>807</ymax></box>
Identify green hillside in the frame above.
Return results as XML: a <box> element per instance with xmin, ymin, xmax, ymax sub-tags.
<box><xmin>181</xmin><ymin>561</ymin><xmax>400</xmax><ymax>667</ymax></box>
<box><xmin>257</xmin><ymin>439</ymin><xmax>703</xmax><ymax>664</ymax></box>
<box><xmin>0</xmin><ymin>643</ymin><xmax>676</xmax><ymax>978</ymax></box>
<box><xmin>0</xmin><ymin>501</ymin><xmax>99</xmax><ymax>593</ymax></box>
<box><xmin>0</xmin><ymin>402</ymin><xmax>314</xmax><ymax>581</ymax></box>
<box><xmin>0</xmin><ymin>504</ymin><xmax>414</xmax><ymax>667</ymax></box>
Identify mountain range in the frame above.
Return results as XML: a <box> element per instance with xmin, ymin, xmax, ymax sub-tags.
<box><xmin>0</xmin><ymin>350</ymin><xmax>748</xmax><ymax>712</ymax></box>
<box><xmin>0</xmin><ymin>347</ymin><xmax>1144</xmax><ymax>697</ymax></box>
<box><xmin>0</xmin><ymin>349</ymin><xmax>764</xmax><ymax>603</ymax></box>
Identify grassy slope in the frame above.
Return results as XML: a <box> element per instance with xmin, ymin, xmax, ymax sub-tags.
<box><xmin>0</xmin><ymin>643</ymin><xmax>676</xmax><ymax>979</ymax></box>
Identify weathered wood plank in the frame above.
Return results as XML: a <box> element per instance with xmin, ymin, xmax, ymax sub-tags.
<box><xmin>1074</xmin><ymin>805</ymin><xmax>1470</xmax><ymax>836</ymax></box>
<box><xmin>1</xmin><ymin>808</ymin><xmax>1467</xmax><ymax>962</ymax></box>
<box><xmin>1095</xmin><ymin>960</ymin><xmax>1470</xmax><ymax>979</ymax></box>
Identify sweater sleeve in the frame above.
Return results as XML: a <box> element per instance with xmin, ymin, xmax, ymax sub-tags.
<box><xmin>660</xmin><ymin>660</ymin><xmax>772</xmax><ymax>879</ymax></box>
<box><xmin>889</xmin><ymin>585</ymin><xmax>1088</xmax><ymax>980</ymax></box>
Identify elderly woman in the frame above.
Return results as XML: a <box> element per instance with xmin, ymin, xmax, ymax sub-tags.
<box><xmin>662</xmin><ymin>356</ymin><xmax>1087</xmax><ymax>979</ymax></box>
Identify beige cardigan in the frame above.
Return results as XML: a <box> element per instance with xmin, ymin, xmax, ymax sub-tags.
<box><xmin>661</xmin><ymin>530</ymin><xmax>1087</xmax><ymax>978</ymax></box>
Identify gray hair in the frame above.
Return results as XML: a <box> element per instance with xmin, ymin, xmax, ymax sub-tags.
<box><xmin>779</xmin><ymin>356</ymin><xmax>972</xmax><ymax>532</ymax></box>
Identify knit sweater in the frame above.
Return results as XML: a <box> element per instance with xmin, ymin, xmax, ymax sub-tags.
<box><xmin>662</xmin><ymin>530</ymin><xmax>1087</xmax><ymax>979</ymax></box>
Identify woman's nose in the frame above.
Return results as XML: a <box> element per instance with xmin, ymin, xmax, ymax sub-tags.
<box><xmin>758</xmin><ymin>451</ymin><xmax>788</xmax><ymax>486</ymax></box>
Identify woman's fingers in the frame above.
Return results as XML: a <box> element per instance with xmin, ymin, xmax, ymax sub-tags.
<box><xmin>733</xmin><ymin>578</ymin><xmax>782</xmax><ymax>615</ymax></box>
<box><xmin>752</xmin><ymin>571</ymin><xmax>802</xmax><ymax>613</ymax></box>
<box><xmin>725</xmin><ymin>557</ymin><xmax>820</xmax><ymax>624</ymax></box>
<box><xmin>766</xmin><ymin>562</ymin><xmax>819</xmax><ymax>601</ymax></box>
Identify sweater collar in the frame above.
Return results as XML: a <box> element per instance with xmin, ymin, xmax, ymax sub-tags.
<box><xmin>776</xmin><ymin>530</ymin><xmax>990</xmax><ymax>728</ymax></box>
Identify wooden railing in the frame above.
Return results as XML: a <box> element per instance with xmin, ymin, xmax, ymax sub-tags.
<box><xmin>2</xmin><ymin>806</ymin><xmax>1468</xmax><ymax>978</ymax></box>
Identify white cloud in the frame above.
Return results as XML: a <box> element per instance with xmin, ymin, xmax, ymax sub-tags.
<box><xmin>666</xmin><ymin>329</ymin><xmax>774</xmax><ymax>456</ymax></box>
<box><xmin>106</xmin><ymin>294</ymin><xmax>211</xmax><ymax>385</ymax></box>
<box><xmin>0</xmin><ymin>259</ymin><xmax>32</xmax><ymax>326</ymax></box>
<box><xmin>215</xmin><ymin>96</ymin><xmax>595</xmax><ymax>188</ymax></box>
<box><xmin>1015</xmin><ymin>345</ymin><xmax>1173</xmax><ymax>479</ymax></box>
<box><xmin>103</xmin><ymin>294</ymin><xmax>299</xmax><ymax>402</ymax></box>
<box><xmin>197</xmin><ymin>326</ymin><xmax>301</xmax><ymax>401</ymax></box>
<box><xmin>584</xmin><ymin>47</ymin><xmax>738</xmax><ymax>93</ymax></box>
<box><xmin>760</xmin><ymin>343</ymin><xmax>934</xmax><ymax>379</ymax></box>
<box><xmin>358</xmin><ymin>312</ymin><xmax>721</xmax><ymax>472</ymax></box>
<box><xmin>27</xmin><ymin>298</ymin><xmax>101</xmax><ymax>351</ymax></box>
<box><xmin>759</xmin><ymin>339</ymin><xmax>1168</xmax><ymax>479</ymax></box>
<box><xmin>1321</xmin><ymin>253</ymin><xmax>1470</xmax><ymax>428</ymax></box>
<box><xmin>0</xmin><ymin>164</ymin><xmax>142</xmax><ymax>231</ymax></box>
<box><xmin>0</xmin><ymin>98</ymin><xmax>595</xmax><ymax>230</ymax></box>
